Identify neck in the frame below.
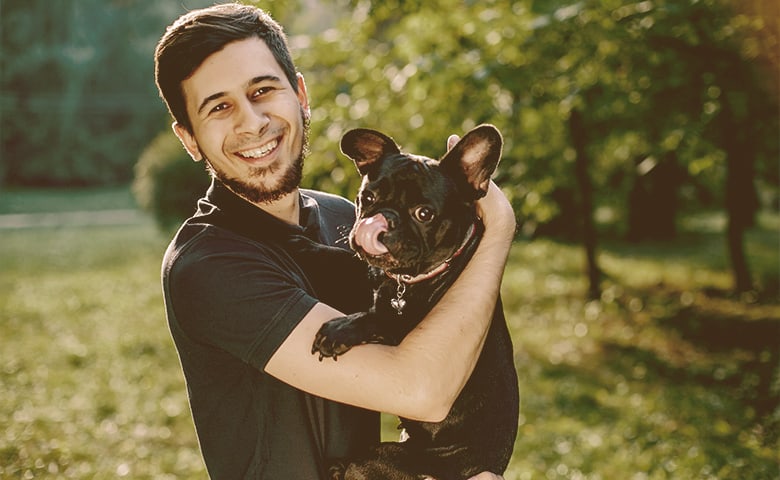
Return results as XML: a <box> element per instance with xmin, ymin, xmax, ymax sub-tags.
<box><xmin>252</xmin><ymin>189</ymin><xmax>301</xmax><ymax>225</ymax></box>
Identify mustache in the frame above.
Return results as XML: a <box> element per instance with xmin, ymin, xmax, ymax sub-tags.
<box><xmin>228</xmin><ymin>129</ymin><xmax>284</xmax><ymax>152</ymax></box>
<box><xmin>199</xmin><ymin>106</ymin><xmax>310</xmax><ymax>172</ymax></box>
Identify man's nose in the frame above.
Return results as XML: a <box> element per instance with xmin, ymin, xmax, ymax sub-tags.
<box><xmin>234</xmin><ymin>99</ymin><xmax>269</xmax><ymax>134</ymax></box>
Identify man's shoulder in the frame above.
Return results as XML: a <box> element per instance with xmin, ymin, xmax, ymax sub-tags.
<box><xmin>167</xmin><ymin>222</ymin><xmax>248</xmax><ymax>255</ymax></box>
<box><xmin>162</xmin><ymin>222</ymin><xmax>274</xmax><ymax>278</ymax></box>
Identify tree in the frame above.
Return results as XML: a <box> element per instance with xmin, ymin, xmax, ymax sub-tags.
<box><xmin>0</xmin><ymin>0</ymin><xmax>215</xmax><ymax>186</ymax></box>
<box><xmin>294</xmin><ymin>0</ymin><xmax>777</xmax><ymax>297</ymax></box>
<box><xmin>639</xmin><ymin>0</ymin><xmax>778</xmax><ymax>292</ymax></box>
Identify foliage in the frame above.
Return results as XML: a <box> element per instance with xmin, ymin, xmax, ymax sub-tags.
<box><xmin>1</xmin><ymin>191</ymin><xmax>777</xmax><ymax>478</ymax></box>
<box><xmin>3</xmin><ymin>0</ymin><xmax>777</xmax><ymax>243</ymax></box>
<box><xmin>132</xmin><ymin>130</ymin><xmax>211</xmax><ymax>231</ymax></box>
<box><xmin>0</xmin><ymin>0</ymin><xmax>217</xmax><ymax>186</ymax></box>
<box><xmin>0</xmin><ymin>0</ymin><xmax>303</xmax><ymax>188</ymax></box>
<box><xmin>294</xmin><ymin>0</ymin><xmax>778</xmax><ymax>236</ymax></box>
<box><xmin>289</xmin><ymin>0</ymin><xmax>778</xmax><ymax>295</ymax></box>
<box><xmin>2</xmin><ymin>0</ymin><xmax>158</xmax><ymax>185</ymax></box>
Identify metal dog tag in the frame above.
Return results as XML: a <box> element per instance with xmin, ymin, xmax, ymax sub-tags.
<box><xmin>391</xmin><ymin>279</ymin><xmax>407</xmax><ymax>315</ymax></box>
<box><xmin>391</xmin><ymin>297</ymin><xmax>406</xmax><ymax>315</ymax></box>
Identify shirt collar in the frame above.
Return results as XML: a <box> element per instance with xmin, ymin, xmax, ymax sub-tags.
<box><xmin>194</xmin><ymin>179</ymin><xmax>322</xmax><ymax>243</ymax></box>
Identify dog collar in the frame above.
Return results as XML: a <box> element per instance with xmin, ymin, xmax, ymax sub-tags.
<box><xmin>385</xmin><ymin>222</ymin><xmax>478</xmax><ymax>314</ymax></box>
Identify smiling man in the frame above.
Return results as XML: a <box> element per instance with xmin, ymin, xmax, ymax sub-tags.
<box><xmin>173</xmin><ymin>38</ymin><xmax>309</xmax><ymax>208</ymax></box>
<box><xmin>154</xmin><ymin>3</ymin><xmax>516</xmax><ymax>479</ymax></box>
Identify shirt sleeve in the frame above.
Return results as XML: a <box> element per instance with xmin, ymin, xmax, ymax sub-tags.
<box><xmin>167</xmin><ymin>229</ymin><xmax>317</xmax><ymax>370</ymax></box>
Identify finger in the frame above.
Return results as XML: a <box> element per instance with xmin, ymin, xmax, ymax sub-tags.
<box><xmin>467</xmin><ymin>473</ymin><xmax>503</xmax><ymax>480</ymax></box>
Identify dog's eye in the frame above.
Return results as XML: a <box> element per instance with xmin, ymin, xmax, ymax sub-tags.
<box><xmin>413</xmin><ymin>206</ymin><xmax>435</xmax><ymax>223</ymax></box>
<box><xmin>361</xmin><ymin>191</ymin><xmax>376</xmax><ymax>206</ymax></box>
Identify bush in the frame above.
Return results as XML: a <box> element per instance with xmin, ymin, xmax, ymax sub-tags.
<box><xmin>133</xmin><ymin>130</ymin><xmax>211</xmax><ymax>231</ymax></box>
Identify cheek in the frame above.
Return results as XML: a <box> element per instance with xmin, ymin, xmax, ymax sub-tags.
<box><xmin>193</xmin><ymin>124</ymin><xmax>227</xmax><ymax>156</ymax></box>
<box><xmin>285</xmin><ymin>99</ymin><xmax>307</xmax><ymax>131</ymax></box>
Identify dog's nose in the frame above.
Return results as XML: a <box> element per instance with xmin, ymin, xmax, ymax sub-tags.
<box><xmin>380</xmin><ymin>210</ymin><xmax>399</xmax><ymax>230</ymax></box>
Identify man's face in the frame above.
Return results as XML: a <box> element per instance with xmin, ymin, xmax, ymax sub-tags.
<box><xmin>174</xmin><ymin>37</ymin><xmax>310</xmax><ymax>204</ymax></box>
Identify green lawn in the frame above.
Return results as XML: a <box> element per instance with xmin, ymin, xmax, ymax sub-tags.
<box><xmin>1</xmin><ymin>189</ymin><xmax>778</xmax><ymax>479</ymax></box>
<box><xmin>0</xmin><ymin>185</ymin><xmax>139</xmax><ymax>214</ymax></box>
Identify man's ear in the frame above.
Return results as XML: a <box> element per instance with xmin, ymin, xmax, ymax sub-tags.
<box><xmin>172</xmin><ymin>122</ymin><xmax>203</xmax><ymax>162</ymax></box>
<box><xmin>296</xmin><ymin>73</ymin><xmax>311</xmax><ymax>120</ymax></box>
<box><xmin>340</xmin><ymin>128</ymin><xmax>400</xmax><ymax>175</ymax></box>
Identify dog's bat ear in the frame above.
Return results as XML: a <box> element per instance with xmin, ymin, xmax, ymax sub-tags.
<box><xmin>341</xmin><ymin>129</ymin><xmax>401</xmax><ymax>175</ymax></box>
<box><xmin>440</xmin><ymin>124</ymin><xmax>503</xmax><ymax>200</ymax></box>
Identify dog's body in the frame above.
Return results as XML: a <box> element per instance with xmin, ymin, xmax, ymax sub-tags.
<box><xmin>311</xmin><ymin>125</ymin><xmax>519</xmax><ymax>480</ymax></box>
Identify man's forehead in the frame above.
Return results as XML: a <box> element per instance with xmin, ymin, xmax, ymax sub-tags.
<box><xmin>182</xmin><ymin>37</ymin><xmax>286</xmax><ymax>106</ymax></box>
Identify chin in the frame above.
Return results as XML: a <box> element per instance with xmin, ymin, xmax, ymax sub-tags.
<box><xmin>213</xmin><ymin>154</ymin><xmax>303</xmax><ymax>204</ymax></box>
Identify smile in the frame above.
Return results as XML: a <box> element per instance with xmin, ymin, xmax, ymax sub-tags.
<box><xmin>236</xmin><ymin>138</ymin><xmax>279</xmax><ymax>159</ymax></box>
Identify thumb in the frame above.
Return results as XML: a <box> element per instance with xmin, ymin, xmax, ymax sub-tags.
<box><xmin>447</xmin><ymin>134</ymin><xmax>460</xmax><ymax>151</ymax></box>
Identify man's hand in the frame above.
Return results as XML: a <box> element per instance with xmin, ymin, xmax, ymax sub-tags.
<box><xmin>477</xmin><ymin>181</ymin><xmax>516</xmax><ymax>233</ymax></box>
<box><xmin>469</xmin><ymin>473</ymin><xmax>504</xmax><ymax>480</ymax></box>
<box><xmin>447</xmin><ymin>134</ymin><xmax>461</xmax><ymax>151</ymax></box>
<box><xmin>425</xmin><ymin>472</ymin><xmax>504</xmax><ymax>480</ymax></box>
<box><xmin>447</xmin><ymin>132</ymin><xmax>516</xmax><ymax>236</ymax></box>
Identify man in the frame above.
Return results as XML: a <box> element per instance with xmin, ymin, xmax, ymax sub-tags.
<box><xmin>155</xmin><ymin>3</ymin><xmax>516</xmax><ymax>479</ymax></box>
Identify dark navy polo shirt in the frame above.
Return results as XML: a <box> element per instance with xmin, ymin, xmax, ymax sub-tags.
<box><xmin>161</xmin><ymin>180</ymin><xmax>378</xmax><ymax>479</ymax></box>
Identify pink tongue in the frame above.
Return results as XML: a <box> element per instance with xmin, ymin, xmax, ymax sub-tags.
<box><xmin>354</xmin><ymin>214</ymin><xmax>389</xmax><ymax>256</ymax></box>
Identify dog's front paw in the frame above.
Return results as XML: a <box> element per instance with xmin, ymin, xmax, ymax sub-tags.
<box><xmin>328</xmin><ymin>461</ymin><xmax>347</xmax><ymax>480</ymax></box>
<box><xmin>312</xmin><ymin>317</ymin><xmax>359</xmax><ymax>361</ymax></box>
<box><xmin>312</xmin><ymin>315</ymin><xmax>381</xmax><ymax>361</ymax></box>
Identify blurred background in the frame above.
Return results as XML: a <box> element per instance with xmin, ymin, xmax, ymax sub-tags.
<box><xmin>1</xmin><ymin>0</ymin><xmax>778</xmax><ymax>478</ymax></box>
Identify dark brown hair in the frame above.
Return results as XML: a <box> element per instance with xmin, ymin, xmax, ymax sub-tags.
<box><xmin>154</xmin><ymin>2</ymin><xmax>298</xmax><ymax>132</ymax></box>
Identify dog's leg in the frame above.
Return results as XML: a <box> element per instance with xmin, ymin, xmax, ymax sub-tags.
<box><xmin>312</xmin><ymin>287</ymin><xmax>422</xmax><ymax>360</ymax></box>
<box><xmin>337</xmin><ymin>442</ymin><xmax>422</xmax><ymax>480</ymax></box>
<box><xmin>312</xmin><ymin>311</ymin><xmax>392</xmax><ymax>360</ymax></box>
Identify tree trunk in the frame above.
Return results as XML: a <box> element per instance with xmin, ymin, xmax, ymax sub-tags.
<box><xmin>721</xmin><ymin>92</ymin><xmax>758</xmax><ymax>294</ymax></box>
<box><xmin>726</xmin><ymin>216</ymin><xmax>753</xmax><ymax>293</ymax></box>
<box><xmin>626</xmin><ymin>151</ymin><xmax>684</xmax><ymax>242</ymax></box>
<box><xmin>569</xmin><ymin>109</ymin><xmax>601</xmax><ymax>300</ymax></box>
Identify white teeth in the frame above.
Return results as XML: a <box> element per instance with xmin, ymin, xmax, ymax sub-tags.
<box><xmin>239</xmin><ymin>139</ymin><xmax>278</xmax><ymax>158</ymax></box>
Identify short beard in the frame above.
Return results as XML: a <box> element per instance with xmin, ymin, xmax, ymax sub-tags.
<box><xmin>205</xmin><ymin>111</ymin><xmax>310</xmax><ymax>205</ymax></box>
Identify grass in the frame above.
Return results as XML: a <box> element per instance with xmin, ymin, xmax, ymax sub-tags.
<box><xmin>502</xmin><ymin>237</ymin><xmax>779</xmax><ymax>479</ymax></box>
<box><xmin>1</xmin><ymin>188</ymin><xmax>778</xmax><ymax>479</ymax></box>
<box><xmin>1</xmin><ymin>222</ymin><xmax>203</xmax><ymax>479</ymax></box>
<box><xmin>0</xmin><ymin>185</ymin><xmax>138</xmax><ymax>214</ymax></box>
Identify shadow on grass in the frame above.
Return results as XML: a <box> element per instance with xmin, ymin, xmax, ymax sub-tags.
<box><xmin>601</xmin><ymin>285</ymin><xmax>780</xmax><ymax>446</ymax></box>
<box><xmin>539</xmin><ymin>361</ymin><xmax>623</xmax><ymax>426</ymax></box>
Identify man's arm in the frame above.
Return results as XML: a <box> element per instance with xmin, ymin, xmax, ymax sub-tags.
<box><xmin>265</xmin><ymin>181</ymin><xmax>515</xmax><ymax>422</ymax></box>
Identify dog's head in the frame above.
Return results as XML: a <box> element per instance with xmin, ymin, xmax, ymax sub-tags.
<box><xmin>340</xmin><ymin>124</ymin><xmax>502</xmax><ymax>275</ymax></box>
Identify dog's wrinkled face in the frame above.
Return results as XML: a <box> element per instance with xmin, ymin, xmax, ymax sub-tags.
<box><xmin>340</xmin><ymin>125</ymin><xmax>503</xmax><ymax>276</ymax></box>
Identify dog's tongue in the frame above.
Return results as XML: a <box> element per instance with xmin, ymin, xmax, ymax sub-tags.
<box><xmin>354</xmin><ymin>214</ymin><xmax>389</xmax><ymax>256</ymax></box>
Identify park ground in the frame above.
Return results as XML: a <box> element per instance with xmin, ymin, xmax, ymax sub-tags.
<box><xmin>1</xmin><ymin>186</ymin><xmax>778</xmax><ymax>479</ymax></box>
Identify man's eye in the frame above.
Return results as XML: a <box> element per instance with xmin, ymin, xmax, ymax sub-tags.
<box><xmin>413</xmin><ymin>206</ymin><xmax>435</xmax><ymax>223</ymax></box>
<box><xmin>251</xmin><ymin>87</ymin><xmax>274</xmax><ymax>99</ymax></box>
<box><xmin>210</xmin><ymin>103</ymin><xmax>230</xmax><ymax>114</ymax></box>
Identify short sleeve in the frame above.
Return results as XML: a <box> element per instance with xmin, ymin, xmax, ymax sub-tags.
<box><xmin>167</xmin><ymin>230</ymin><xmax>317</xmax><ymax>370</ymax></box>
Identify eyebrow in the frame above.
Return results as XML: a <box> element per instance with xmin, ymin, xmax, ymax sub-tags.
<box><xmin>196</xmin><ymin>75</ymin><xmax>283</xmax><ymax>115</ymax></box>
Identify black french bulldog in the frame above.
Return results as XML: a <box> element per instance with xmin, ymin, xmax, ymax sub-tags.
<box><xmin>311</xmin><ymin>124</ymin><xmax>519</xmax><ymax>480</ymax></box>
